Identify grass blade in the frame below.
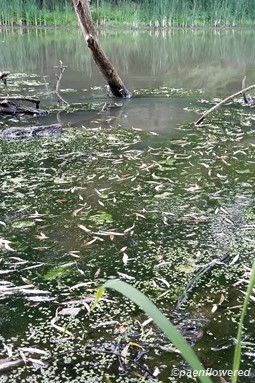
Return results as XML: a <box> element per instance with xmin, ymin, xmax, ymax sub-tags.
<box><xmin>103</xmin><ymin>279</ymin><xmax>213</xmax><ymax>383</ymax></box>
<box><xmin>232</xmin><ymin>260</ymin><xmax>255</xmax><ymax>383</ymax></box>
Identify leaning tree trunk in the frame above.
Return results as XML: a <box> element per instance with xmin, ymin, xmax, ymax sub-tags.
<box><xmin>72</xmin><ymin>0</ymin><xmax>131</xmax><ymax>98</ymax></box>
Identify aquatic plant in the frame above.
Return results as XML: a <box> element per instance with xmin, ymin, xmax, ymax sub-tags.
<box><xmin>94</xmin><ymin>259</ymin><xmax>255</xmax><ymax>383</ymax></box>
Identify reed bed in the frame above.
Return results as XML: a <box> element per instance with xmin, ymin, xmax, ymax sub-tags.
<box><xmin>1</xmin><ymin>0</ymin><xmax>255</xmax><ymax>27</ymax></box>
<box><xmin>0</xmin><ymin>0</ymin><xmax>75</xmax><ymax>26</ymax></box>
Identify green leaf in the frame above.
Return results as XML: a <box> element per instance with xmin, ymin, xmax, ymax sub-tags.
<box><xmin>90</xmin><ymin>213</ymin><xmax>113</xmax><ymax>225</ymax></box>
<box><xmin>11</xmin><ymin>220</ymin><xmax>35</xmax><ymax>229</ymax></box>
<box><xmin>90</xmin><ymin>286</ymin><xmax>105</xmax><ymax>312</ymax></box>
<box><xmin>235</xmin><ymin>169</ymin><xmax>250</xmax><ymax>174</ymax></box>
<box><xmin>43</xmin><ymin>266</ymin><xmax>71</xmax><ymax>281</ymax></box>
<box><xmin>158</xmin><ymin>158</ymin><xmax>176</xmax><ymax>166</ymax></box>
<box><xmin>154</xmin><ymin>192</ymin><xmax>171</xmax><ymax>199</ymax></box>
<box><xmin>232</xmin><ymin>260</ymin><xmax>255</xmax><ymax>383</ymax></box>
<box><xmin>103</xmin><ymin>280</ymin><xmax>213</xmax><ymax>383</ymax></box>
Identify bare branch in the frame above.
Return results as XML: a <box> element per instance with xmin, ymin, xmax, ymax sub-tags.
<box><xmin>55</xmin><ymin>60</ymin><xmax>69</xmax><ymax>107</ymax></box>
<box><xmin>195</xmin><ymin>84</ymin><xmax>255</xmax><ymax>126</ymax></box>
<box><xmin>0</xmin><ymin>96</ymin><xmax>40</xmax><ymax>108</ymax></box>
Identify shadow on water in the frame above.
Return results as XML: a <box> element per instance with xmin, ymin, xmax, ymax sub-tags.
<box><xmin>1</xmin><ymin>28</ymin><xmax>255</xmax><ymax>382</ymax></box>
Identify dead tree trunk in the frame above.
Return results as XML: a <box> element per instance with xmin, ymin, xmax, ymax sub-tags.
<box><xmin>72</xmin><ymin>0</ymin><xmax>131</xmax><ymax>98</ymax></box>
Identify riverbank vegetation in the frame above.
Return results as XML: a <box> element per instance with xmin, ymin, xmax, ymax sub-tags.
<box><xmin>1</xmin><ymin>0</ymin><xmax>255</xmax><ymax>27</ymax></box>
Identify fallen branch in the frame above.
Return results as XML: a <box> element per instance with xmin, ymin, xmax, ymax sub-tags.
<box><xmin>0</xmin><ymin>100</ymin><xmax>47</xmax><ymax>116</ymax></box>
<box><xmin>176</xmin><ymin>250</ymin><xmax>231</xmax><ymax>310</ymax></box>
<box><xmin>0</xmin><ymin>71</ymin><xmax>41</xmax><ymax>108</ymax></box>
<box><xmin>0</xmin><ymin>71</ymin><xmax>48</xmax><ymax>117</ymax></box>
<box><xmin>0</xmin><ymin>96</ymin><xmax>40</xmax><ymax>108</ymax></box>
<box><xmin>195</xmin><ymin>84</ymin><xmax>255</xmax><ymax>126</ymax></box>
<box><xmin>0</xmin><ymin>358</ymin><xmax>24</xmax><ymax>373</ymax></box>
<box><xmin>55</xmin><ymin>60</ymin><xmax>69</xmax><ymax>107</ymax></box>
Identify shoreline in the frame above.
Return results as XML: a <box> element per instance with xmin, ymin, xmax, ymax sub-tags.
<box><xmin>0</xmin><ymin>24</ymin><xmax>255</xmax><ymax>31</ymax></box>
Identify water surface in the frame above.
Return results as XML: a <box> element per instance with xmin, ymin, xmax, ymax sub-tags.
<box><xmin>1</xmin><ymin>28</ymin><xmax>255</xmax><ymax>383</ymax></box>
<box><xmin>1</xmin><ymin>28</ymin><xmax>255</xmax><ymax>133</ymax></box>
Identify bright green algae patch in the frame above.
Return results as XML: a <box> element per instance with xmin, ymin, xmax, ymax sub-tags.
<box><xmin>1</xmin><ymin>107</ymin><xmax>255</xmax><ymax>381</ymax></box>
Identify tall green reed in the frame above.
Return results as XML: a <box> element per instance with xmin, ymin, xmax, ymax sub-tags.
<box><xmin>1</xmin><ymin>0</ymin><xmax>255</xmax><ymax>27</ymax></box>
<box><xmin>0</xmin><ymin>0</ymin><xmax>76</xmax><ymax>26</ymax></box>
<box><xmin>93</xmin><ymin>0</ymin><xmax>255</xmax><ymax>27</ymax></box>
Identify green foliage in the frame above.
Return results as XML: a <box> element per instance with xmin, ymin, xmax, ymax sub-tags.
<box><xmin>98</xmin><ymin>0</ymin><xmax>255</xmax><ymax>27</ymax></box>
<box><xmin>89</xmin><ymin>212</ymin><xmax>114</xmax><ymax>225</ymax></box>
<box><xmin>43</xmin><ymin>266</ymin><xmax>72</xmax><ymax>280</ymax></box>
<box><xmin>0</xmin><ymin>0</ymin><xmax>76</xmax><ymax>26</ymax></box>
<box><xmin>1</xmin><ymin>0</ymin><xmax>255</xmax><ymax>26</ymax></box>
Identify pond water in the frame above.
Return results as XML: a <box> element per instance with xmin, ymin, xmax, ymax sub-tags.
<box><xmin>1</xmin><ymin>28</ymin><xmax>255</xmax><ymax>383</ymax></box>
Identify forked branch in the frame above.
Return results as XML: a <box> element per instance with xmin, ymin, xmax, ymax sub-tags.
<box><xmin>55</xmin><ymin>60</ymin><xmax>69</xmax><ymax>107</ymax></box>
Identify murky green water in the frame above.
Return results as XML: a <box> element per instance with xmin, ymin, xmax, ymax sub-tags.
<box><xmin>1</xmin><ymin>28</ymin><xmax>255</xmax><ymax>382</ymax></box>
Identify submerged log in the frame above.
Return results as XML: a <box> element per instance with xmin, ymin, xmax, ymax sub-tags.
<box><xmin>72</xmin><ymin>0</ymin><xmax>131</xmax><ymax>98</ymax></box>
<box><xmin>0</xmin><ymin>100</ymin><xmax>16</xmax><ymax>114</ymax></box>
<box><xmin>0</xmin><ymin>124</ymin><xmax>62</xmax><ymax>140</ymax></box>
<box><xmin>0</xmin><ymin>95</ymin><xmax>40</xmax><ymax>109</ymax></box>
<box><xmin>0</xmin><ymin>100</ymin><xmax>47</xmax><ymax>116</ymax></box>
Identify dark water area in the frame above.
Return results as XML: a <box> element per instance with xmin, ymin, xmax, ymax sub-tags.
<box><xmin>1</xmin><ymin>28</ymin><xmax>255</xmax><ymax>134</ymax></box>
<box><xmin>0</xmin><ymin>28</ymin><xmax>255</xmax><ymax>382</ymax></box>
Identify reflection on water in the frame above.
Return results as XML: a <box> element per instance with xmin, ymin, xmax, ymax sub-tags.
<box><xmin>1</xmin><ymin>28</ymin><xmax>255</xmax><ymax>133</ymax></box>
<box><xmin>1</xmin><ymin>28</ymin><xmax>255</xmax><ymax>90</ymax></box>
